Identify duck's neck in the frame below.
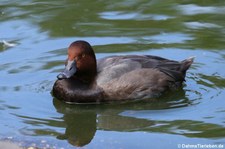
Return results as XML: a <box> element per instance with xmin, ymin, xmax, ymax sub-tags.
<box><xmin>75</xmin><ymin>72</ymin><xmax>96</xmax><ymax>85</ymax></box>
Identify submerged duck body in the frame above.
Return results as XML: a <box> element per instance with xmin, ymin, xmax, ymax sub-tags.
<box><xmin>53</xmin><ymin>40</ymin><xmax>194</xmax><ymax>103</ymax></box>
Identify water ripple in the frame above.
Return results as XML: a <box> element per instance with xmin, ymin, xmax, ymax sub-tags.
<box><xmin>177</xmin><ymin>4</ymin><xmax>225</xmax><ymax>15</ymax></box>
<box><xmin>99</xmin><ymin>11</ymin><xmax>174</xmax><ymax>21</ymax></box>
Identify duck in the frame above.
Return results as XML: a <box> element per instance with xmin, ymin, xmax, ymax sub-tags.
<box><xmin>52</xmin><ymin>40</ymin><xmax>194</xmax><ymax>103</ymax></box>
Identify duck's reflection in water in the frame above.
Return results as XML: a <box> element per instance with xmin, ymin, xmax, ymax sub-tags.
<box><xmin>53</xmin><ymin>98</ymin><xmax>155</xmax><ymax>147</ymax></box>
<box><xmin>53</xmin><ymin>99</ymin><xmax>97</xmax><ymax>147</ymax></box>
<box><xmin>52</xmin><ymin>89</ymin><xmax>191</xmax><ymax>147</ymax></box>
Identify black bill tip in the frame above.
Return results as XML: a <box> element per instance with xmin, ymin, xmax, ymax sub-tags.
<box><xmin>57</xmin><ymin>73</ymin><xmax>67</xmax><ymax>80</ymax></box>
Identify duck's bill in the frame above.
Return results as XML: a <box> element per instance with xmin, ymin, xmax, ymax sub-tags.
<box><xmin>57</xmin><ymin>60</ymin><xmax>77</xmax><ymax>80</ymax></box>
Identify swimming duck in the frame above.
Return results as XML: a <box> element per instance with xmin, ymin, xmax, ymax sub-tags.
<box><xmin>53</xmin><ymin>40</ymin><xmax>194</xmax><ymax>103</ymax></box>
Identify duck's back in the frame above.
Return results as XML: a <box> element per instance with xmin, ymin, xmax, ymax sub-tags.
<box><xmin>96</xmin><ymin>55</ymin><xmax>193</xmax><ymax>101</ymax></box>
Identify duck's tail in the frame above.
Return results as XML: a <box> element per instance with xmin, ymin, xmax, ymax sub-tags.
<box><xmin>180</xmin><ymin>56</ymin><xmax>195</xmax><ymax>74</ymax></box>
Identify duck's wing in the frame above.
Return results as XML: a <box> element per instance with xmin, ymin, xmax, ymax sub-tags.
<box><xmin>97</xmin><ymin>55</ymin><xmax>194</xmax><ymax>83</ymax></box>
<box><xmin>125</xmin><ymin>55</ymin><xmax>194</xmax><ymax>82</ymax></box>
<box><xmin>97</xmin><ymin>55</ymin><xmax>167</xmax><ymax>71</ymax></box>
<box><xmin>123</xmin><ymin>55</ymin><xmax>186</xmax><ymax>82</ymax></box>
<box><xmin>97</xmin><ymin>56</ymin><xmax>143</xmax><ymax>85</ymax></box>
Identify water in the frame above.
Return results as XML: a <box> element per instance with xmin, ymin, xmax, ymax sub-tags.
<box><xmin>0</xmin><ymin>0</ymin><xmax>225</xmax><ymax>148</ymax></box>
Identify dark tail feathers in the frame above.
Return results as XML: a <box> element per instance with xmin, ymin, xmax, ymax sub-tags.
<box><xmin>180</xmin><ymin>56</ymin><xmax>195</xmax><ymax>74</ymax></box>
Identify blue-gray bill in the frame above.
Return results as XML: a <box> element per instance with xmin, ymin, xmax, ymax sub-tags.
<box><xmin>57</xmin><ymin>60</ymin><xmax>77</xmax><ymax>80</ymax></box>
